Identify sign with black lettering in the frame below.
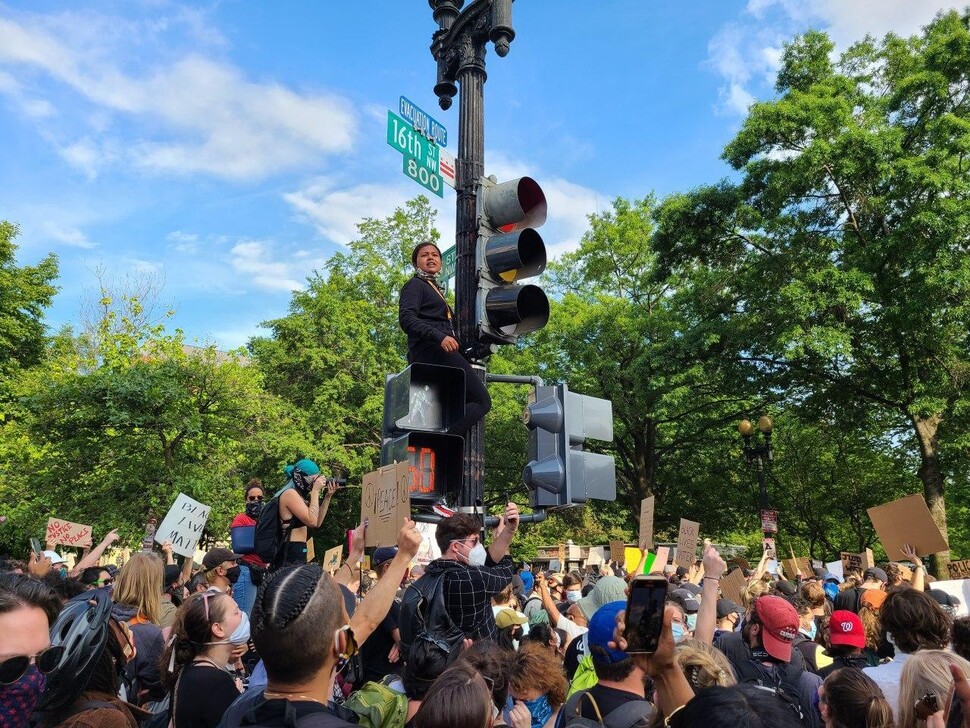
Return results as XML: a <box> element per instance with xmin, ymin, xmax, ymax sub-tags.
<box><xmin>155</xmin><ymin>494</ymin><xmax>211</xmax><ymax>558</ymax></box>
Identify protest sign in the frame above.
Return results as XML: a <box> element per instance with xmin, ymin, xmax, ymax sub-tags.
<box><xmin>826</xmin><ymin>561</ymin><xmax>844</xmax><ymax>581</ymax></box>
<box><xmin>729</xmin><ymin>557</ymin><xmax>751</xmax><ymax>570</ymax></box>
<box><xmin>140</xmin><ymin>515</ymin><xmax>158</xmax><ymax>552</ymax></box>
<box><xmin>323</xmin><ymin>545</ymin><xmax>343</xmax><ymax>573</ymax></box>
<box><xmin>948</xmin><ymin>559</ymin><xmax>970</xmax><ymax>580</ymax></box>
<box><xmin>549</xmin><ymin>559</ymin><xmax>561</xmax><ymax>572</ymax></box>
<box><xmin>585</xmin><ymin>546</ymin><xmax>605</xmax><ymax>567</ymax></box>
<box><xmin>840</xmin><ymin>549</ymin><xmax>875</xmax><ymax>574</ymax></box>
<box><xmin>720</xmin><ymin>568</ymin><xmax>747</xmax><ymax>606</ymax></box>
<box><xmin>867</xmin><ymin>493</ymin><xmax>948</xmax><ymax>560</ymax></box>
<box><xmin>558</xmin><ymin>543</ymin><xmax>567</xmax><ymax>568</ymax></box>
<box><xmin>414</xmin><ymin>522</ymin><xmax>441</xmax><ymax>566</ymax></box>
<box><xmin>610</xmin><ymin>540</ymin><xmax>626</xmax><ymax>566</ymax></box>
<box><xmin>155</xmin><ymin>494</ymin><xmax>211</xmax><ymax>558</ymax></box>
<box><xmin>760</xmin><ymin>509</ymin><xmax>778</xmax><ymax>534</ymax></box>
<box><xmin>45</xmin><ymin>518</ymin><xmax>93</xmax><ymax>548</ymax></box>
<box><xmin>643</xmin><ymin>546</ymin><xmax>669</xmax><ymax>574</ymax></box>
<box><xmin>781</xmin><ymin>557</ymin><xmax>811</xmax><ymax>579</ymax></box>
<box><xmin>361</xmin><ymin>461</ymin><xmax>410</xmax><ymax>548</ymax></box>
<box><xmin>762</xmin><ymin>537</ymin><xmax>775</xmax><ymax>556</ymax></box>
<box><xmin>931</xmin><ymin>580</ymin><xmax>970</xmax><ymax>618</ymax></box>
<box><xmin>639</xmin><ymin>496</ymin><xmax>655</xmax><ymax>550</ymax></box>
<box><xmin>625</xmin><ymin>547</ymin><xmax>643</xmax><ymax>572</ymax></box>
<box><xmin>675</xmin><ymin>519</ymin><xmax>700</xmax><ymax>569</ymax></box>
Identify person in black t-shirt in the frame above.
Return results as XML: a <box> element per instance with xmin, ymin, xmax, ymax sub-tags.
<box><xmin>161</xmin><ymin>591</ymin><xmax>245</xmax><ymax>728</ymax></box>
<box><xmin>559</xmin><ymin>601</ymin><xmax>654</xmax><ymax>727</ymax></box>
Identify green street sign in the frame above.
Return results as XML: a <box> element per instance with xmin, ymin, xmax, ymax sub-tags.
<box><xmin>439</xmin><ymin>246</ymin><xmax>456</xmax><ymax>281</ymax></box>
<box><xmin>387</xmin><ymin>110</ymin><xmax>443</xmax><ymax>197</ymax></box>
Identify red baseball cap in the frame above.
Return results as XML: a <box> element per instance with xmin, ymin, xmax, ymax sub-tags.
<box><xmin>754</xmin><ymin>596</ymin><xmax>800</xmax><ymax>662</ymax></box>
<box><xmin>829</xmin><ymin>610</ymin><xmax>866</xmax><ymax>649</ymax></box>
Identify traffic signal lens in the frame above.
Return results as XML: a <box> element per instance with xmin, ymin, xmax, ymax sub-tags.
<box><xmin>485</xmin><ymin>284</ymin><xmax>550</xmax><ymax>335</ymax></box>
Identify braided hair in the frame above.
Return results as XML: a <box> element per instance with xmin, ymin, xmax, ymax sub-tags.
<box><xmin>252</xmin><ymin>564</ymin><xmax>344</xmax><ymax>685</ymax></box>
<box><xmin>160</xmin><ymin>591</ymin><xmax>231</xmax><ymax>691</ymax></box>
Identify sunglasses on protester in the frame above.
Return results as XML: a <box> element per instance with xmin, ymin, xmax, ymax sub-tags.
<box><xmin>0</xmin><ymin>645</ymin><xmax>65</xmax><ymax>685</ymax></box>
<box><xmin>247</xmin><ymin>495</ymin><xmax>264</xmax><ymax>502</ymax></box>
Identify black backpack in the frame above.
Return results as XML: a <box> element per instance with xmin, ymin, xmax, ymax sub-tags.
<box><xmin>398</xmin><ymin>563</ymin><xmax>467</xmax><ymax>661</ymax></box>
<box><xmin>732</xmin><ymin>658</ymin><xmax>807</xmax><ymax>722</ymax></box>
<box><xmin>253</xmin><ymin>490</ymin><xmax>290</xmax><ymax>568</ymax></box>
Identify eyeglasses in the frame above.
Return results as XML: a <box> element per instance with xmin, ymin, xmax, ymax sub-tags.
<box><xmin>0</xmin><ymin>645</ymin><xmax>65</xmax><ymax>685</ymax></box>
<box><xmin>450</xmin><ymin>536</ymin><xmax>480</xmax><ymax>547</ymax></box>
<box><xmin>247</xmin><ymin>495</ymin><xmax>264</xmax><ymax>502</ymax></box>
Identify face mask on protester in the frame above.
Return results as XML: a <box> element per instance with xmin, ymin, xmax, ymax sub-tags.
<box><xmin>465</xmin><ymin>543</ymin><xmax>487</xmax><ymax>567</ymax></box>
<box><xmin>208</xmin><ymin>611</ymin><xmax>251</xmax><ymax>646</ymax></box>
<box><xmin>226</xmin><ymin>566</ymin><xmax>241</xmax><ymax>584</ymax></box>
<box><xmin>806</xmin><ymin>621</ymin><xmax>818</xmax><ymax>640</ymax></box>
<box><xmin>0</xmin><ymin>665</ymin><xmax>47</xmax><ymax>725</ymax></box>
<box><xmin>686</xmin><ymin>613</ymin><xmax>698</xmax><ymax>631</ymax></box>
<box><xmin>672</xmin><ymin>622</ymin><xmax>687</xmax><ymax>643</ymax></box>
<box><xmin>245</xmin><ymin>500</ymin><xmax>263</xmax><ymax>519</ymax></box>
<box><xmin>522</xmin><ymin>694</ymin><xmax>552</xmax><ymax>728</ymax></box>
<box><xmin>565</xmin><ymin>589</ymin><xmax>582</xmax><ymax>604</ymax></box>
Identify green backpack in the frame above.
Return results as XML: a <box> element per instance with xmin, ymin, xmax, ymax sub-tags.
<box><xmin>344</xmin><ymin>677</ymin><xmax>408</xmax><ymax>728</ymax></box>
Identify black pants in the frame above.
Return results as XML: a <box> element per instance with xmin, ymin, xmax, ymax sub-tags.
<box><xmin>409</xmin><ymin>347</ymin><xmax>492</xmax><ymax>435</ymax></box>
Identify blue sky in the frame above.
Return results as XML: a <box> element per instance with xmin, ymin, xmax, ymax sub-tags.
<box><xmin>0</xmin><ymin>0</ymin><xmax>961</xmax><ymax>349</ymax></box>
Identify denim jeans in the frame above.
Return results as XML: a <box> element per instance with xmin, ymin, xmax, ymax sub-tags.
<box><xmin>233</xmin><ymin>563</ymin><xmax>257</xmax><ymax>616</ymax></box>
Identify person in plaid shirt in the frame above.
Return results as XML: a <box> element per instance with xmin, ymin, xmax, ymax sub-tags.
<box><xmin>423</xmin><ymin>502</ymin><xmax>520</xmax><ymax>642</ymax></box>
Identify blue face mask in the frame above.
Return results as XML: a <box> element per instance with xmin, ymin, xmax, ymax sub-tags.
<box><xmin>522</xmin><ymin>694</ymin><xmax>552</xmax><ymax>728</ymax></box>
<box><xmin>686</xmin><ymin>613</ymin><xmax>697</xmax><ymax>631</ymax></box>
<box><xmin>807</xmin><ymin>621</ymin><xmax>818</xmax><ymax>640</ymax></box>
<box><xmin>672</xmin><ymin>622</ymin><xmax>686</xmax><ymax>643</ymax></box>
<box><xmin>824</xmin><ymin>582</ymin><xmax>839</xmax><ymax>600</ymax></box>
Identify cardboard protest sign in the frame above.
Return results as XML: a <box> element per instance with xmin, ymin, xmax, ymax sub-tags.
<box><xmin>585</xmin><ymin>546</ymin><xmax>605</xmax><ymax>567</ymax></box>
<box><xmin>323</xmin><ymin>545</ymin><xmax>343</xmax><ymax>573</ymax></box>
<box><xmin>610</xmin><ymin>540</ymin><xmax>626</xmax><ymax>566</ymax></box>
<box><xmin>867</xmin><ymin>493</ymin><xmax>948</xmax><ymax>560</ymax></box>
<box><xmin>840</xmin><ymin>549</ymin><xmax>875</xmax><ymax>574</ymax></box>
<box><xmin>155</xmin><ymin>494</ymin><xmax>211</xmax><ymax>558</ymax></box>
<box><xmin>625</xmin><ymin>547</ymin><xmax>643</xmax><ymax>572</ymax></box>
<box><xmin>45</xmin><ymin>518</ymin><xmax>93</xmax><ymax>548</ymax></box>
<box><xmin>361</xmin><ymin>461</ymin><xmax>410</xmax><ymax>548</ymax></box>
<box><xmin>639</xmin><ymin>496</ymin><xmax>655</xmax><ymax>550</ymax></box>
<box><xmin>948</xmin><ymin>559</ymin><xmax>970</xmax><ymax>580</ymax></box>
<box><xmin>720</xmin><ymin>568</ymin><xmax>748</xmax><ymax>606</ymax></box>
<box><xmin>558</xmin><ymin>543</ymin><xmax>567</xmax><ymax>568</ymax></box>
<box><xmin>729</xmin><ymin>557</ymin><xmax>751</xmax><ymax>570</ymax></box>
<box><xmin>675</xmin><ymin>519</ymin><xmax>700</xmax><ymax>569</ymax></box>
<box><xmin>781</xmin><ymin>557</ymin><xmax>811</xmax><ymax>579</ymax></box>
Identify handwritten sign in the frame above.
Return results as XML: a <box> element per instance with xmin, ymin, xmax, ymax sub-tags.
<box><xmin>675</xmin><ymin>519</ymin><xmax>700</xmax><ymax>569</ymax></box>
<box><xmin>361</xmin><ymin>461</ymin><xmax>410</xmax><ymax>548</ymax></box>
<box><xmin>781</xmin><ymin>557</ymin><xmax>811</xmax><ymax>579</ymax></box>
<box><xmin>868</xmin><ymin>493</ymin><xmax>948</xmax><ymax>560</ymax></box>
<box><xmin>760</xmin><ymin>509</ymin><xmax>778</xmax><ymax>534</ymax></box>
<box><xmin>45</xmin><ymin>518</ymin><xmax>93</xmax><ymax>548</ymax></box>
<box><xmin>323</xmin><ymin>545</ymin><xmax>343</xmax><ymax>573</ymax></box>
<box><xmin>585</xmin><ymin>546</ymin><xmax>605</xmax><ymax>567</ymax></box>
<box><xmin>948</xmin><ymin>560</ymin><xmax>970</xmax><ymax>580</ymax></box>
<box><xmin>840</xmin><ymin>549</ymin><xmax>875</xmax><ymax>574</ymax></box>
<box><xmin>414</xmin><ymin>521</ymin><xmax>441</xmax><ymax>566</ymax></box>
<box><xmin>639</xmin><ymin>497</ymin><xmax>655</xmax><ymax>550</ymax></box>
<box><xmin>610</xmin><ymin>540</ymin><xmax>626</xmax><ymax>566</ymax></box>
<box><xmin>155</xmin><ymin>494</ymin><xmax>212</xmax><ymax>558</ymax></box>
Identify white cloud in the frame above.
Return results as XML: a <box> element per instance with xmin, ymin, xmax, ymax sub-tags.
<box><xmin>707</xmin><ymin>1</ymin><xmax>966</xmax><ymax>116</ymax></box>
<box><xmin>229</xmin><ymin>240</ymin><xmax>307</xmax><ymax>292</ymax></box>
<box><xmin>41</xmin><ymin>223</ymin><xmax>95</xmax><ymax>249</ymax></box>
<box><xmin>0</xmin><ymin>13</ymin><xmax>357</xmax><ymax>180</ymax></box>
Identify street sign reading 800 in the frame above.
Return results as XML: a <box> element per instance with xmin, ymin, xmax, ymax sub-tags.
<box><xmin>387</xmin><ymin>110</ymin><xmax>443</xmax><ymax>197</ymax></box>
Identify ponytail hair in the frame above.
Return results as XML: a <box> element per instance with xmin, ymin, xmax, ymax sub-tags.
<box><xmin>824</xmin><ymin>668</ymin><xmax>894</xmax><ymax>728</ymax></box>
<box><xmin>160</xmin><ymin>591</ymin><xmax>231</xmax><ymax>691</ymax></box>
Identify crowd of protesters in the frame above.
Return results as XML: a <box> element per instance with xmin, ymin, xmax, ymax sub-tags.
<box><xmin>4</xmin><ymin>465</ymin><xmax>970</xmax><ymax>728</ymax></box>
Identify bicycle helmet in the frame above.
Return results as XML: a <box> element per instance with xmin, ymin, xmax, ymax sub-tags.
<box><xmin>36</xmin><ymin>589</ymin><xmax>114</xmax><ymax>713</ymax></box>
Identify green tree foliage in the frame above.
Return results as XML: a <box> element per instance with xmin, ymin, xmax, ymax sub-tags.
<box><xmin>653</xmin><ymin>12</ymin><xmax>970</xmax><ymax>569</ymax></box>
<box><xmin>0</xmin><ymin>221</ymin><xmax>58</xmax><ymax>399</ymax></box>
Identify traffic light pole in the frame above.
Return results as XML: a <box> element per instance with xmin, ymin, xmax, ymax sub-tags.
<box><xmin>430</xmin><ymin>0</ymin><xmax>515</xmax><ymax>509</ymax></box>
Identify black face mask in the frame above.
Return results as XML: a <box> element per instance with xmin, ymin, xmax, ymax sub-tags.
<box><xmin>226</xmin><ymin>566</ymin><xmax>241</xmax><ymax>584</ymax></box>
<box><xmin>245</xmin><ymin>501</ymin><xmax>263</xmax><ymax>519</ymax></box>
<box><xmin>292</xmin><ymin>470</ymin><xmax>313</xmax><ymax>499</ymax></box>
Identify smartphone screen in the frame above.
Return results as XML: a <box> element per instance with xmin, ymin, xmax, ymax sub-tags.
<box><xmin>30</xmin><ymin>538</ymin><xmax>43</xmax><ymax>555</ymax></box>
<box><xmin>624</xmin><ymin>574</ymin><xmax>668</xmax><ymax>654</ymax></box>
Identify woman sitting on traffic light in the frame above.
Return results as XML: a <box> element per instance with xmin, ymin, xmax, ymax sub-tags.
<box><xmin>398</xmin><ymin>241</ymin><xmax>491</xmax><ymax>435</ymax></box>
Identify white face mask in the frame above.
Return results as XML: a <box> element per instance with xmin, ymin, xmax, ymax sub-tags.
<box><xmin>566</xmin><ymin>590</ymin><xmax>582</xmax><ymax>604</ymax></box>
<box><xmin>466</xmin><ymin>543</ymin><xmax>487</xmax><ymax>567</ymax></box>
<box><xmin>207</xmin><ymin>611</ymin><xmax>250</xmax><ymax>646</ymax></box>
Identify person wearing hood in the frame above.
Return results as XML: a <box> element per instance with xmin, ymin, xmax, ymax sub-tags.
<box><xmin>111</xmin><ymin>552</ymin><xmax>168</xmax><ymax>708</ymax></box>
<box><xmin>398</xmin><ymin>241</ymin><xmax>491</xmax><ymax>435</ymax></box>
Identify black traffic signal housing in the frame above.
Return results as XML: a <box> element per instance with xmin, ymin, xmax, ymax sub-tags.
<box><xmin>523</xmin><ymin>383</ymin><xmax>617</xmax><ymax>509</ymax></box>
<box><xmin>476</xmin><ymin>176</ymin><xmax>550</xmax><ymax>345</ymax></box>
<box><xmin>381</xmin><ymin>363</ymin><xmax>465</xmax><ymax>503</ymax></box>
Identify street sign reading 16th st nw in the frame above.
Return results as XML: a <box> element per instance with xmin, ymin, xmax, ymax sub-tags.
<box><xmin>386</xmin><ymin>111</ymin><xmax>443</xmax><ymax>198</ymax></box>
